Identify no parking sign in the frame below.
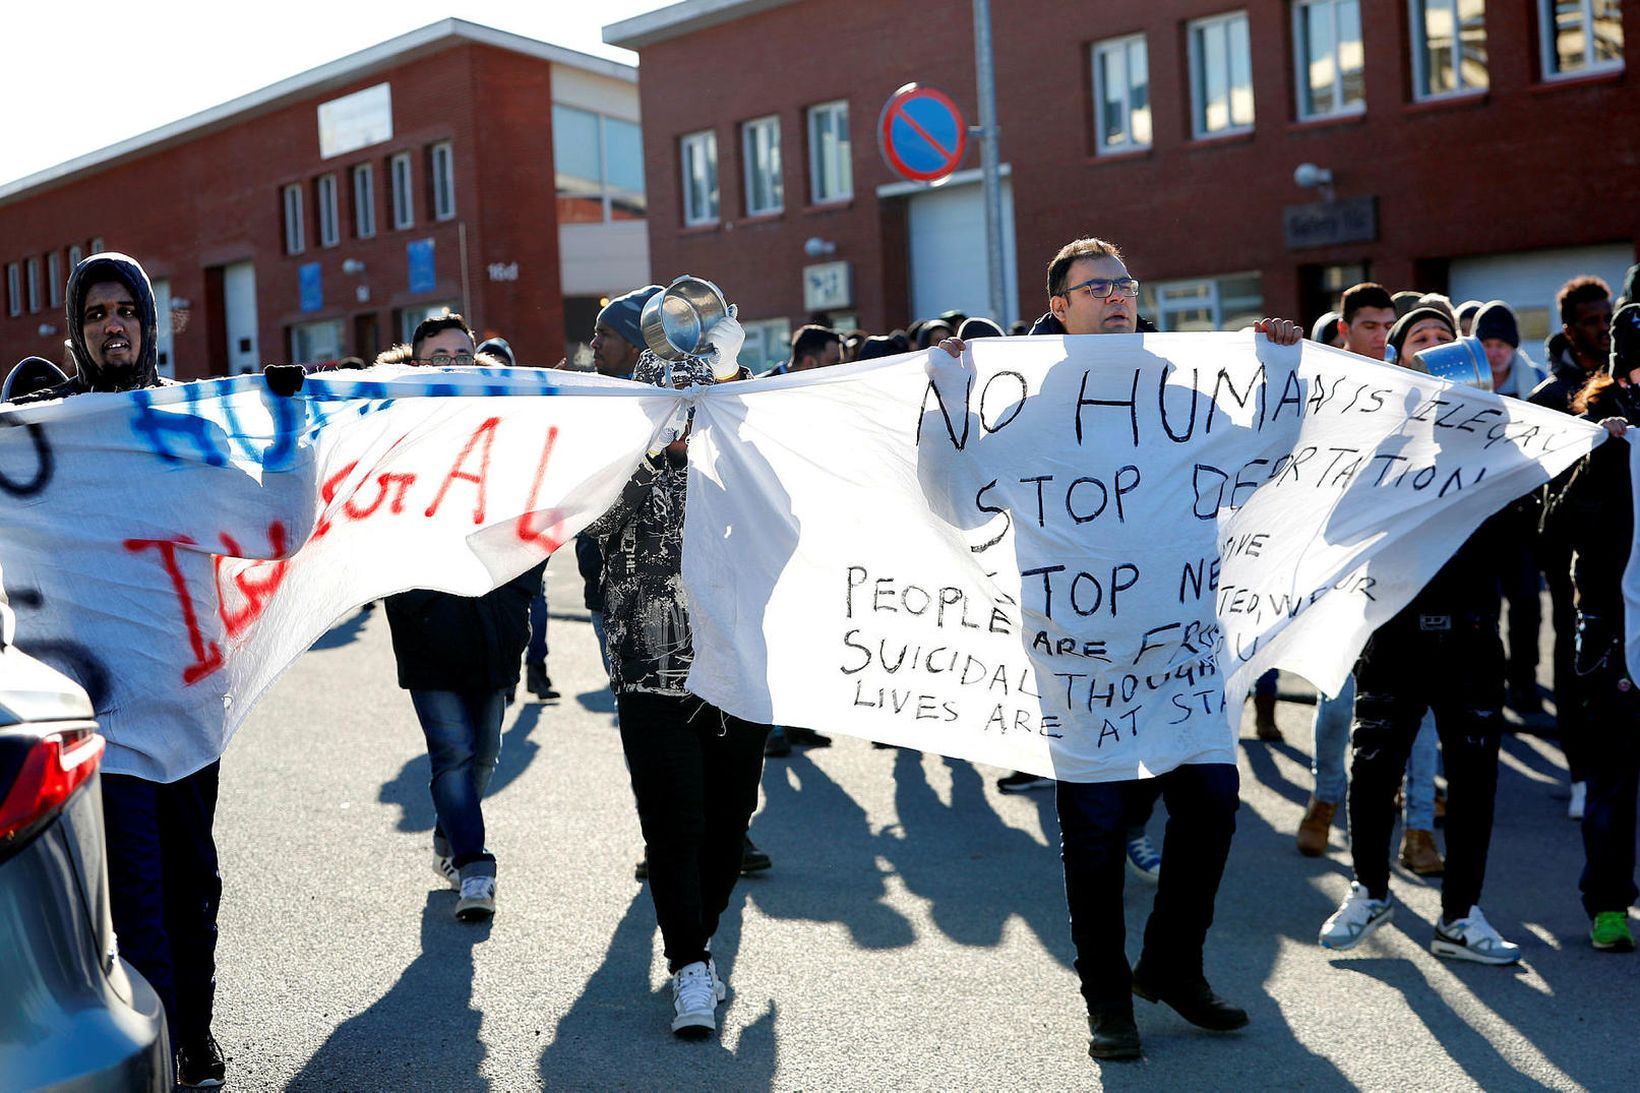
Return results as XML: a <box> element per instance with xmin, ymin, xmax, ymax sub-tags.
<box><xmin>878</xmin><ymin>83</ymin><xmax>968</xmax><ymax>183</ymax></box>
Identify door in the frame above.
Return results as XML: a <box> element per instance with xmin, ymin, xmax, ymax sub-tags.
<box><xmin>907</xmin><ymin>177</ymin><xmax>1018</xmax><ymax>325</ymax></box>
<box><xmin>223</xmin><ymin>262</ymin><xmax>259</xmax><ymax>374</ymax></box>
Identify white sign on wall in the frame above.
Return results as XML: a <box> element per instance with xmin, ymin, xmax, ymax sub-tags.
<box><xmin>318</xmin><ymin>83</ymin><xmax>393</xmax><ymax>160</ymax></box>
<box><xmin>803</xmin><ymin>261</ymin><xmax>852</xmax><ymax>311</ymax></box>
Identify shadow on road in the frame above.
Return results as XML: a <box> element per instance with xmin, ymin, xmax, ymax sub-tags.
<box><xmin>287</xmin><ymin>893</ymin><xmax>491</xmax><ymax>1091</ymax></box>
<box><xmin>311</xmin><ymin>604</ymin><xmax>372</xmax><ymax>650</ymax></box>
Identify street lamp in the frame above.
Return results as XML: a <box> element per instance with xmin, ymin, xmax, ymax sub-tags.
<box><xmin>1294</xmin><ymin>162</ymin><xmax>1336</xmax><ymax>203</ymax></box>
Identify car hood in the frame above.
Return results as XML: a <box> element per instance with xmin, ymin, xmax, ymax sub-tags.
<box><xmin>0</xmin><ymin>644</ymin><xmax>96</xmax><ymax>726</ymax></box>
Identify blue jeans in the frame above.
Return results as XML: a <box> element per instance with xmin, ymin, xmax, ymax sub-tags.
<box><xmin>410</xmin><ymin>689</ymin><xmax>504</xmax><ymax>874</ymax></box>
<box><xmin>1313</xmin><ymin>674</ymin><xmax>1439</xmax><ymax>829</ymax></box>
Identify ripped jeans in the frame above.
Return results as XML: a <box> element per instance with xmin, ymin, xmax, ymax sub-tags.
<box><xmin>1347</xmin><ymin>610</ymin><xmax>1504</xmax><ymax>922</ymax></box>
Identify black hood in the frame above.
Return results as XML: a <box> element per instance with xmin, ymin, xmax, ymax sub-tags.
<box><xmin>1027</xmin><ymin>311</ymin><xmax>1158</xmax><ymax>336</ymax></box>
<box><xmin>65</xmin><ymin>252</ymin><xmax>159</xmax><ymax>392</ymax></box>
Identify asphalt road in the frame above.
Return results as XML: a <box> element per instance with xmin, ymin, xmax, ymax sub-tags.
<box><xmin>211</xmin><ymin>561</ymin><xmax>1636</xmax><ymax>1090</ymax></box>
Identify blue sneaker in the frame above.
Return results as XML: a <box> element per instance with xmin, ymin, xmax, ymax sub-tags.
<box><xmin>1125</xmin><ymin>833</ymin><xmax>1161</xmax><ymax>883</ymax></box>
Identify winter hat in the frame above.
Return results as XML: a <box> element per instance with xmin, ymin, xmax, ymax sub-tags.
<box><xmin>1387</xmin><ymin>306</ymin><xmax>1455</xmax><ymax>363</ymax></box>
<box><xmin>596</xmin><ymin>284</ymin><xmax>663</xmax><ymax>350</ymax></box>
<box><xmin>1610</xmin><ymin>303</ymin><xmax>1640</xmax><ymax>377</ymax></box>
<box><xmin>958</xmin><ymin>316</ymin><xmax>1004</xmax><ymax>340</ymax></box>
<box><xmin>1455</xmin><ymin>299</ymin><xmax>1483</xmax><ymax>330</ymax></box>
<box><xmin>475</xmin><ymin>336</ymin><xmax>514</xmax><ymax>367</ymax></box>
<box><xmin>1472</xmin><ymin>300</ymin><xmax>1520</xmax><ymax>348</ymax></box>
<box><xmin>3</xmin><ymin>356</ymin><xmax>68</xmax><ymax>401</ymax></box>
<box><xmin>1310</xmin><ymin>310</ymin><xmax>1341</xmax><ymax>344</ymax></box>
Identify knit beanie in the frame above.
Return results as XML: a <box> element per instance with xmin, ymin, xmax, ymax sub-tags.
<box><xmin>1472</xmin><ymin>300</ymin><xmax>1520</xmax><ymax>348</ymax></box>
<box><xmin>1611</xmin><ymin>302</ymin><xmax>1640</xmax><ymax>377</ymax></box>
<box><xmin>597</xmin><ymin>284</ymin><xmax>663</xmax><ymax>350</ymax></box>
<box><xmin>1310</xmin><ymin>310</ymin><xmax>1341</xmax><ymax>343</ymax></box>
<box><xmin>1387</xmin><ymin>306</ymin><xmax>1455</xmax><ymax>363</ymax></box>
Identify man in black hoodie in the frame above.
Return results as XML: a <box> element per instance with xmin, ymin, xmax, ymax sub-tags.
<box><xmin>27</xmin><ymin>253</ymin><xmax>227</xmax><ymax>1087</ymax></box>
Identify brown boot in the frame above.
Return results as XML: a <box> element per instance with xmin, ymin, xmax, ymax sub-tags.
<box><xmin>1253</xmin><ymin>694</ymin><xmax>1283</xmax><ymax>742</ymax></box>
<box><xmin>1398</xmin><ymin>828</ymin><xmax>1445</xmax><ymax>876</ymax></box>
<box><xmin>1296</xmin><ymin>797</ymin><xmax>1337</xmax><ymax>857</ymax></box>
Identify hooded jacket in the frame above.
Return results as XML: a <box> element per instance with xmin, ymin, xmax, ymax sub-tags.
<box><xmin>1528</xmin><ymin>331</ymin><xmax>1594</xmax><ymax>414</ymax></box>
<box><xmin>14</xmin><ymin>252</ymin><xmax>164</xmax><ymax>401</ymax></box>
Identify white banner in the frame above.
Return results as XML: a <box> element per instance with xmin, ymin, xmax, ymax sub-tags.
<box><xmin>683</xmin><ymin>335</ymin><xmax>1603</xmax><ymax>781</ymax></box>
<box><xmin>0</xmin><ymin>367</ymin><xmax>678</xmax><ymax>781</ymax></box>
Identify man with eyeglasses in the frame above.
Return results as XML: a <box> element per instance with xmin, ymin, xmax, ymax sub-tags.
<box><xmin>942</xmin><ymin>236</ymin><xmax>1301</xmax><ymax>1063</ymax></box>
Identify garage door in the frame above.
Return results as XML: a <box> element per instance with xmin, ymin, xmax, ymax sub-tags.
<box><xmin>907</xmin><ymin>178</ymin><xmax>1018</xmax><ymax>327</ymax></box>
<box><xmin>1449</xmin><ymin>243</ymin><xmax>1635</xmax><ymax>345</ymax></box>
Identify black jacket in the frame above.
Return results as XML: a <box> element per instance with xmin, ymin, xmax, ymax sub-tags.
<box><xmin>1559</xmin><ymin>383</ymin><xmax>1638</xmax><ymax>620</ymax></box>
<box><xmin>384</xmin><ymin>563</ymin><xmax>542</xmax><ymax>692</ymax></box>
<box><xmin>1527</xmin><ymin>333</ymin><xmax>1594</xmax><ymax>414</ymax></box>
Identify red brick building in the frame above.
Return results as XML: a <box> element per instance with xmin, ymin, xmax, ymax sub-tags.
<box><xmin>0</xmin><ymin>19</ymin><xmax>647</xmax><ymax>378</ymax></box>
<box><xmin>609</xmin><ymin>0</ymin><xmax>1639</xmax><ymax>368</ymax></box>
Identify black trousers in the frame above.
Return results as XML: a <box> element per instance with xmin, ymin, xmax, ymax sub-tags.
<box><xmin>1500</xmin><ymin>539</ymin><xmax>1543</xmax><ymax>697</ymax></box>
<box><xmin>1575</xmin><ymin>615</ymin><xmax>1640</xmax><ymax>917</ymax></box>
<box><xmin>101</xmin><ymin>760</ymin><xmax>222</xmax><ymax>1049</ymax></box>
<box><xmin>617</xmin><ymin>691</ymin><xmax>768</xmax><ymax>972</ymax></box>
<box><xmin>1349</xmin><ymin>615</ymin><xmax>1504</xmax><ymax>921</ymax></box>
<box><xmin>1057</xmin><ymin>764</ymin><xmax>1239</xmax><ymax>1016</ymax></box>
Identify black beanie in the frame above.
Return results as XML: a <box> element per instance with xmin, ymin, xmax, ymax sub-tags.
<box><xmin>1472</xmin><ymin>300</ymin><xmax>1520</xmax><ymax>348</ymax></box>
<box><xmin>1611</xmin><ymin>303</ymin><xmax>1640</xmax><ymax>377</ymax></box>
<box><xmin>1387</xmin><ymin>306</ymin><xmax>1455</xmax><ymax>362</ymax></box>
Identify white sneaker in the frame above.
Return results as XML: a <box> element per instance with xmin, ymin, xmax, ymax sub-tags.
<box><xmin>454</xmin><ymin>875</ymin><xmax>496</xmax><ymax>922</ymax></box>
<box><xmin>670</xmin><ymin>960</ymin><xmax>720</xmax><ymax>1037</ymax></box>
<box><xmin>1568</xmin><ymin>781</ymin><xmax>1587</xmax><ymax>821</ymax></box>
<box><xmin>1319</xmin><ymin>882</ymin><xmax>1394</xmax><ymax>950</ymax></box>
<box><xmin>1432</xmin><ymin>905</ymin><xmax>1521</xmax><ymax>965</ymax></box>
<box><xmin>1125</xmin><ymin>833</ymin><xmax>1162</xmax><ymax>884</ymax></box>
<box><xmin>432</xmin><ymin>851</ymin><xmax>459</xmax><ymax>891</ymax></box>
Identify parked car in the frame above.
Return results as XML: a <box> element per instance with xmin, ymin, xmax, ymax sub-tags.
<box><xmin>0</xmin><ymin>588</ymin><xmax>171</xmax><ymax>1090</ymax></box>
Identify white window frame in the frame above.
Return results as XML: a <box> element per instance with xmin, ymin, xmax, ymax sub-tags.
<box><xmin>25</xmin><ymin>258</ymin><xmax>40</xmax><ymax>313</ymax></box>
<box><xmin>1409</xmin><ymin>0</ymin><xmax>1489</xmax><ymax>101</ymax></box>
<box><xmin>352</xmin><ymin>163</ymin><xmax>376</xmax><ymax>238</ymax></box>
<box><xmin>67</xmin><ymin>244</ymin><xmax>83</xmax><ymax>270</ymax></box>
<box><xmin>1145</xmin><ymin>272</ymin><xmax>1265</xmax><ymax>332</ymax></box>
<box><xmin>47</xmin><ymin>251</ymin><xmax>62</xmax><ymax>309</ymax></box>
<box><xmin>89</xmin><ymin>237</ymin><xmax>104</xmax><ymax>254</ymax></box>
<box><xmin>6</xmin><ymin>263</ymin><xmax>19</xmax><ymax>317</ymax></box>
<box><xmin>316</xmin><ymin>173</ymin><xmax>340</xmax><ymax>248</ymax></box>
<box><xmin>283</xmin><ymin>183</ymin><xmax>306</xmax><ymax>255</ymax></box>
<box><xmin>431</xmin><ymin>141</ymin><xmax>456</xmax><ymax>221</ymax></box>
<box><xmin>807</xmin><ymin>100</ymin><xmax>853</xmax><ymax>204</ymax></box>
<box><xmin>1539</xmin><ymin>0</ymin><xmax>1625</xmax><ymax>80</ymax></box>
<box><xmin>680</xmin><ymin>130</ymin><xmax>719</xmax><ymax>226</ymax></box>
<box><xmin>1092</xmin><ymin>33</ymin><xmax>1152</xmax><ymax>153</ymax></box>
<box><xmin>390</xmin><ymin>151</ymin><xmax>415</xmax><ymax>230</ymax></box>
<box><xmin>1293</xmin><ymin>0</ymin><xmax>1366</xmax><ymax>119</ymax></box>
<box><xmin>741</xmin><ymin>115</ymin><xmax>783</xmax><ymax>216</ymax></box>
<box><xmin>739</xmin><ymin>317</ymin><xmax>792</xmax><ymax>372</ymax></box>
<box><xmin>1187</xmin><ymin>11</ymin><xmax>1256</xmax><ymax>139</ymax></box>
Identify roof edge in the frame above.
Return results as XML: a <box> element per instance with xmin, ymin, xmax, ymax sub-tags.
<box><xmin>603</xmin><ymin>0</ymin><xmax>800</xmax><ymax>50</ymax></box>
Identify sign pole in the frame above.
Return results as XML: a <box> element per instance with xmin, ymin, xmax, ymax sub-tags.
<box><xmin>973</xmin><ymin>0</ymin><xmax>1006</xmax><ymax>324</ymax></box>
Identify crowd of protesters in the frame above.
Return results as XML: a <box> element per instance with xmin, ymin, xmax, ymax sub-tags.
<box><xmin>5</xmin><ymin>244</ymin><xmax>1639</xmax><ymax>1079</ymax></box>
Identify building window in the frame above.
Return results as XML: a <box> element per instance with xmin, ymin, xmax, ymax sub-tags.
<box><xmin>552</xmin><ymin>105</ymin><xmax>647</xmax><ymax>224</ymax></box>
<box><xmin>390</xmin><ymin>152</ymin><xmax>414</xmax><ymax>230</ymax></box>
<box><xmin>1411</xmin><ymin>0</ymin><xmax>1488</xmax><ymax>99</ymax></box>
<box><xmin>739</xmin><ymin>317</ymin><xmax>793</xmax><ymax>372</ymax></box>
<box><xmin>89</xmin><ymin>237</ymin><xmax>104</xmax><ymax>254</ymax></box>
<box><xmin>431</xmin><ymin>141</ymin><xmax>456</xmax><ymax>221</ymax></box>
<box><xmin>316</xmin><ymin>174</ymin><xmax>340</xmax><ymax>247</ymax></box>
<box><xmin>807</xmin><ymin>100</ymin><xmax>852</xmax><ymax>203</ymax></box>
<box><xmin>25</xmin><ymin>258</ymin><xmax>41</xmax><ymax>313</ymax></box>
<box><xmin>353</xmin><ymin>163</ymin><xmax>376</xmax><ymax>238</ymax></box>
<box><xmin>741</xmin><ymin>115</ymin><xmax>783</xmax><ymax>216</ymax></box>
<box><xmin>1294</xmin><ymin>0</ymin><xmax>1365</xmax><ymax>118</ymax></box>
<box><xmin>283</xmin><ymin>183</ymin><xmax>305</xmax><ymax>255</ymax></box>
<box><xmin>68</xmin><ymin>244</ymin><xmax>83</xmax><ymax>270</ymax></box>
<box><xmin>6</xmin><ymin>263</ymin><xmax>20</xmax><ymax>317</ymax></box>
<box><xmin>47</xmin><ymin>251</ymin><xmax>62</xmax><ymax>308</ymax></box>
<box><xmin>1142</xmin><ymin>272</ymin><xmax>1265</xmax><ymax>332</ymax></box>
<box><xmin>1092</xmin><ymin>34</ymin><xmax>1152</xmax><ymax>152</ymax></box>
<box><xmin>1188</xmin><ymin>11</ymin><xmax>1255</xmax><ymax>137</ymax></box>
<box><xmin>680</xmin><ymin>130</ymin><xmax>719</xmax><ymax>226</ymax></box>
<box><xmin>1541</xmin><ymin>0</ymin><xmax>1624</xmax><ymax>78</ymax></box>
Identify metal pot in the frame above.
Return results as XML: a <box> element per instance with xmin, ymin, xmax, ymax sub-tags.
<box><xmin>639</xmin><ymin>275</ymin><xmax>729</xmax><ymax>361</ymax></box>
<box><xmin>1411</xmin><ymin>335</ymin><xmax>1493</xmax><ymax>392</ymax></box>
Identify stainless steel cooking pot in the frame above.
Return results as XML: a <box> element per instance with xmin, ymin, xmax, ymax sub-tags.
<box><xmin>639</xmin><ymin>275</ymin><xmax>729</xmax><ymax>361</ymax></box>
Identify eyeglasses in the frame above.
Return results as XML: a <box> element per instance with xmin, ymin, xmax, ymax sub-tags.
<box><xmin>1060</xmin><ymin>276</ymin><xmax>1141</xmax><ymax>301</ymax></box>
<box><xmin>416</xmin><ymin>352</ymin><xmax>474</xmax><ymax>366</ymax></box>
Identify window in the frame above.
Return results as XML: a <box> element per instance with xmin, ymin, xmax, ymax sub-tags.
<box><xmin>25</xmin><ymin>258</ymin><xmax>40</xmax><ymax>313</ymax></box>
<box><xmin>390</xmin><ymin>152</ymin><xmax>414</xmax><ymax>229</ymax></box>
<box><xmin>807</xmin><ymin>100</ymin><xmax>852</xmax><ymax>203</ymax></box>
<box><xmin>552</xmin><ymin>105</ymin><xmax>647</xmax><ymax>224</ymax></box>
<box><xmin>68</xmin><ymin>244</ymin><xmax>83</xmax><ymax>270</ymax></box>
<box><xmin>289</xmin><ymin>319</ymin><xmax>345</xmax><ymax>365</ymax></box>
<box><xmin>1541</xmin><ymin>0</ymin><xmax>1624</xmax><ymax>78</ymax></box>
<box><xmin>5</xmin><ymin>264</ymin><xmax>19</xmax><ymax>317</ymax></box>
<box><xmin>739</xmin><ymin>317</ymin><xmax>793</xmax><ymax>372</ymax></box>
<box><xmin>430</xmin><ymin>141</ymin><xmax>456</xmax><ymax>221</ymax></box>
<box><xmin>47</xmin><ymin>251</ymin><xmax>61</xmax><ymax>308</ymax></box>
<box><xmin>1294</xmin><ymin>0</ymin><xmax>1365</xmax><ymax>117</ymax></box>
<box><xmin>353</xmin><ymin>163</ymin><xmax>376</xmax><ymax>238</ymax></box>
<box><xmin>741</xmin><ymin>116</ymin><xmax>783</xmax><ymax>216</ymax></box>
<box><xmin>1141</xmin><ymin>273</ymin><xmax>1264</xmax><ymax>332</ymax></box>
<box><xmin>89</xmin><ymin>237</ymin><xmax>104</xmax><ymax>254</ymax></box>
<box><xmin>1092</xmin><ymin>34</ymin><xmax>1152</xmax><ymax>152</ymax></box>
<box><xmin>1411</xmin><ymin>0</ymin><xmax>1488</xmax><ymax>99</ymax></box>
<box><xmin>283</xmin><ymin>183</ymin><xmax>305</xmax><ymax>255</ymax></box>
<box><xmin>1188</xmin><ymin>12</ymin><xmax>1255</xmax><ymax>137</ymax></box>
<box><xmin>316</xmin><ymin>174</ymin><xmax>340</xmax><ymax>247</ymax></box>
<box><xmin>399</xmin><ymin>302</ymin><xmax>459</xmax><ymax>343</ymax></box>
<box><xmin>680</xmin><ymin>130</ymin><xmax>719</xmax><ymax>226</ymax></box>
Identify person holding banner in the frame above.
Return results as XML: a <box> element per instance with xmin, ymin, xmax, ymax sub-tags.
<box><xmin>582</xmin><ymin>307</ymin><xmax>771</xmax><ymax>1039</ymax></box>
<box><xmin>943</xmin><ymin>236</ymin><xmax>1302</xmax><ymax>1062</ymax></box>
<box><xmin>1319</xmin><ymin>307</ymin><xmax>1521</xmax><ymax>965</ymax></box>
